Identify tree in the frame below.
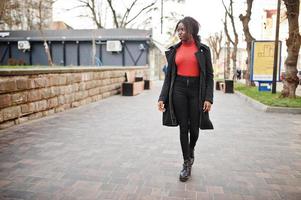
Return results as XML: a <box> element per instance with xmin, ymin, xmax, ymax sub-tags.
<box><xmin>281</xmin><ymin>0</ymin><xmax>301</xmax><ymax>98</ymax></box>
<box><xmin>239</xmin><ymin>0</ymin><xmax>255</xmax><ymax>86</ymax></box>
<box><xmin>223</xmin><ymin>11</ymin><xmax>231</xmax><ymax>79</ymax></box>
<box><xmin>0</xmin><ymin>0</ymin><xmax>54</xmax><ymax>30</ymax></box>
<box><xmin>75</xmin><ymin>0</ymin><xmax>104</xmax><ymax>28</ymax></box>
<box><xmin>0</xmin><ymin>0</ymin><xmax>22</xmax><ymax>29</ymax></box>
<box><xmin>28</xmin><ymin>0</ymin><xmax>56</xmax><ymax>30</ymax></box>
<box><xmin>75</xmin><ymin>0</ymin><xmax>157</xmax><ymax>28</ymax></box>
<box><xmin>207</xmin><ymin>31</ymin><xmax>223</xmax><ymax>64</ymax></box>
<box><xmin>222</xmin><ymin>0</ymin><xmax>239</xmax><ymax>80</ymax></box>
<box><xmin>35</xmin><ymin>0</ymin><xmax>56</xmax><ymax>66</ymax></box>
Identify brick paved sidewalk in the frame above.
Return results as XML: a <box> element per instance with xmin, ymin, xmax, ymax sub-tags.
<box><xmin>0</xmin><ymin>81</ymin><xmax>301</xmax><ymax>200</ymax></box>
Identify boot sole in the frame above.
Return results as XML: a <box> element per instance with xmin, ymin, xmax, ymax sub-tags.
<box><xmin>179</xmin><ymin>175</ymin><xmax>190</xmax><ymax>182</ymax></box>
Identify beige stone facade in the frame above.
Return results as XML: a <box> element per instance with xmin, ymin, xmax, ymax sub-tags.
<box><xmin>0</xmin><ymin>66</ymin><xmax>149</xmax><ymax>129</ymax></box>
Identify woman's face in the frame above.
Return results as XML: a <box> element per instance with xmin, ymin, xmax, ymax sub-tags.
<box><xmin>176</xmin><ymin>22</ymin><xmax>191</xmax><ymax>42</ymax></box>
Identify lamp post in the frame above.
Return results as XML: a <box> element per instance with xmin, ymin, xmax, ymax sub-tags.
<box><xmin>272</xmin><ymin>0</ymin><xmax>281</xmax><ymax>93</ymax></box>
<box><xmin>161</xmin><ymin>0</ymin><xmax>163</xmax><ymax>34</ymax></box>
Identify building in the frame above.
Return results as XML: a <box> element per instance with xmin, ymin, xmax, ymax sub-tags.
<box><xmin>0</xmin><ymin>29</ymin><xmax>151</xmax><ymax>67</ymax></box>
<box><xmin>260</xmin><ymin>3</ymin><xmax>301</xmax><ymax>70</ymax></box>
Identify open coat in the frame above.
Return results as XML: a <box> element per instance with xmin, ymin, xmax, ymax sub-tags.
<box><xmin>158</xmin><ymin>41</ymin><xmax>214</xmax><ymax>129</ymax></box>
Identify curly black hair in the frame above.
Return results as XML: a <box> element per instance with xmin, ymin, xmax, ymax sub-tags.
<box><xmin>175</xmin><ymin>16</ymin><xmax>200</xmax><ymax>42</ymax></box>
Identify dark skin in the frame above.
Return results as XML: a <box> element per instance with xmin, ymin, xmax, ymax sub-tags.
<box><xmin>158</xmin><ymin>22</ymin><xmax>212</xmax><ymax>113</ymax></box>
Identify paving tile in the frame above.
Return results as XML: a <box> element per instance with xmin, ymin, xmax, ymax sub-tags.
<box><xmin>0</xmin><ymin>81</ymin><xmax>301</xmax><ymax>199</ymax></box>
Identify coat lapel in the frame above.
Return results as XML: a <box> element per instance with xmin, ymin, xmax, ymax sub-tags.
<box><xmin>195</xmin><ymin>50</ymin><xmax>206</xmax><ymax>76</ymax></box>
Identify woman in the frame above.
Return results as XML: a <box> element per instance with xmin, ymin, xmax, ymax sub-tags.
<box><xmin>158</xmin><ymin>16</ymin><xmax>214</xmax><ymax>182</ymax></box>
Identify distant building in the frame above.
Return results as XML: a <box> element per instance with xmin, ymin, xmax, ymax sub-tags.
<box><xmin>215</xmin><ymin>47</ymin><xmax>247</xmax><ymax>79</ymax></box>
<box><xmin>0</xmin><ymin>29</ymin><xmax>151</xmax><ymax>67</ymax></box>
<box><xmin>49</xmin><ymin>21</ymin><xmax>73</xmax><ymax>30</ymax></box>
<box><xmin>260</xmin><ymin>3</ymin><xmax>301</xmax><ymax>70</ymax></box>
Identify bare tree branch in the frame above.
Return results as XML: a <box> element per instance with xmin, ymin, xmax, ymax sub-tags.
<box><xmin>106</xmin><ymin>0</ymin><xmax>119</xmax><ymax>28</ymax></box>
<box><xmin>125</xmin><ymin>1</ymin><xmax>156</xmax><ymax>26</ymax></box>
<box><xmin>222</xmin><ymin>0</ymin><xmax>238</xmax><ymax>80</ymax></box>
<box><xmin>120</xmin><ymin>0</ymin><xmax>138</xmax><ymax>27</ymax></box>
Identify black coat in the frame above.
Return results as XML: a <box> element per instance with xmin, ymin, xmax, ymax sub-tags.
<box><xmin>158</xmin><ymin>41</ymin><xmax>214</xmax><ymax>129</ymax></box>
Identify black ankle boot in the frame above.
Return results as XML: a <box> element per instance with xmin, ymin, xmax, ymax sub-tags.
<box><xmin>190</xmin><ymin>148</ymin><xmax>195</xmax><ymax>166</ymax></box>
<box><xmin>179</xmin><ymin>159</ymin><xmax>191</xmax><ymax>182</ymax></box>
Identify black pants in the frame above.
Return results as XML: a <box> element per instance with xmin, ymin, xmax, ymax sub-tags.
<box><xmin>173</xmin><ymin>75</ymin><xmax>200</xmax><ymax>161</ymax></box>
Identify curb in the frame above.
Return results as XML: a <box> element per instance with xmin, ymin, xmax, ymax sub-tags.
<box><xmin>234</xmin><ymin>91</ymin><xmax>301</xmax><ymax>114</ymax></box>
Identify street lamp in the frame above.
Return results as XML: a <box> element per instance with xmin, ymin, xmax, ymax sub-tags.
<box><xmin>272</xmin><ymin>0</ymin><xmax>281</xmax><ymax>93</ymax></box>
<box><xmin>161</xmin><ymin>0</ymin><xmax>163</xmax><ymax>34</ymax></box>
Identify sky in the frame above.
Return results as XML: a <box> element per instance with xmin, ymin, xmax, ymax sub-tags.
<box><xmin>53</xmin><ymin>0</ymin><xmax>278</xmax><ymax>42</ymax></box>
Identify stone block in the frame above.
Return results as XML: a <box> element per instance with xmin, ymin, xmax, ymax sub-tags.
<box><xmin>81</xmin><ymin>73</ymin><xmax>88</xmax><ymax>81</ymax></box>
<box><xmin>64</xmin><ymin>94</ymin><xmax>74</xmax><ymax>104</ymax></box>
<box><xmin>66</xmin><ymin>74</ymin><xmax>75</xmax><ymax>84</ymax></box>
<box><xmin>0</xmin><ymin>110</ymin><xmax>3</xmax><ymax>122</ymax></box>
<box><xmin>16</xmin><ymin>78</ymin><xmax>30</xmax><ymax>90</ymax></box>
<box><xmin>71</xmin><ymin>101</ymin><xmax>80</xmax><ymax>108</ymax></box>
<box><xmin>0</xmin><ymin>94</ymin><xmax>12</xmax><ymax>108</ymax></box>
<box><xmin>2</xmin><ymin>106</ymin><xmax>21</xmax><ymax>121</ymax></box>
<box><xmin>88</xmin><ymin>88</ymin><xmax>99</xmax><ymax>97</ymax></box>
<box><xmin>34</xmin><ymin>78</ymin><xmax>48</xmax><ymax>88</ymax></box>
<box><xmin>11</xmin><ymin>92</ymin><xmax>27</xmax><ymax>105</ymax></box>
<box><xmin>62</xmin><ymin>104</ymin><xmax>71</xmax><ymax>110</ymax></box>
<box><xmin>41</xmin><ymin>88</ymin><xmax>53</xmax><ymax>99</ymax></box>
<box><xmin>74</xmin><ymin>74</ymin><xmax>82</xmax><ymax>83</ymax></box>
<box><xmin>47</xmin><ymin>97</ymin><xmax>58</xmax><ymax>108</ymax></box>
<box><xmin>35</xmin><ymin>100</ymin><xmax>47</xmax><ymax>112</ymax></box>
<box><xmin>71</xmin><ymin>84</ymin><xmax>79</xmax><ymax>92</ymax></box>
<box><xmin>59</xmin><ymin>86</ymin><xmax>67</xmax><ymax>95</ymax></box>
<box><xmin>86</xmin><ymin>81</ymin><xmax>95</xmax><ymax>90</ymax></box>
<box><xmin>28</xmin><ymin>112</ymin><xmax>43</xmax><ymax>120</ymax></box>
<box><xmin>49</xmin><ymin>75</ymin><xmax>60</xmax><ymax>86</ymax></box>
<box><xmin>75</xmin><ymin>92</ymin><xmax>83</xmax><ymax>101</ymax></box>
<box><xmin>55</xmin><ymin>106</ymin><xmax>65</xmax><ymax>113</ymax></box>
<box><xmin>0</xmin><ymin>80</ymin><xmax>17</xmax><ymax>93</ymax></box>
<box><xmin>58</xmin><ymin>76</ymin><xmax>67</xmax><ymax>85</ymax></box>
<box><xmin>79</xmin><ymin>83</ymin><xmax>86</xmax><ymax>91</ymax></box>
<box><xmin>102</xmin><ymin>92</ymin><xmax>111</xmax><ymax>98</ymax></box>
<box><xmin>42</xmin><ymin>109</ymin><xmax>55</xmax><ymax>117</ymax></box>
<box><xmin>82</xmin><ymin>91</ymin><xmax>89</xmax><ymax>99</ymax></box>
<box><xmin>58</xmin><ymin>95</ymin><xmax>65</xmax><ymax>105</ymax></box>
<box><xmin>28</xmin><ymin>90</ymin><xmax>42</xmax><ymax>102</ymax></box>
<box><xmin>21</xmin><ymin>103</ymin><xmax>35</xmax><ymax>114</ymax></box>
<box><xmin>15</xmin><ymin>116</ymin><xmax>29</xmax><ymax>125</ymax></box>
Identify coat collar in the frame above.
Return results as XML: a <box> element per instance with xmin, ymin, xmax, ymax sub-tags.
<box><xmin>168</xmin><ymin>40</ymin><xmax>210</xmax><ymax>52</ymax></box>
<box><xmin>166</xmin><ymin>40</ymin><xmax>208</xmax><ymax>76</ymax></box>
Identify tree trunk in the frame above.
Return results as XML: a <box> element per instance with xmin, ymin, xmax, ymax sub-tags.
<box><xmin>232</xmin><ymin>41</ymin><xmax>238</xmax><ymax>80</ymax></box>
<box><xmin>245</xmin><ymin>42</ymin><xmax>252</xmax><ymax>84</ymax></box>
<box><xmin>239</xmin><ymin>0</ymin><xmax>255</xmax><ymax>86</ymax></box>
<box><xmin>281</xmin><ymin>0</ymin><xmax>301</xmax><ymax>98</ymax></box>
<box><xmin>226</xmin><ymin>40</ymin><xmax>231</xmax><ymax>79</ymax></box>
<box><xmin>222</xmin><ymin>0</ymin><xmax>239</xmax><ymax>81</ymax></box>
<box><xmin>44</xmin><ymin>41</ymin><xmax>53</xmax><ymax>66</ymax></box>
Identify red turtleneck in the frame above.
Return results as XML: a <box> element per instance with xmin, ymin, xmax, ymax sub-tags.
<box><xmin>175</xmin><ymin>41</ymin><xmax>200</xmax><ymax>77</ymax></box>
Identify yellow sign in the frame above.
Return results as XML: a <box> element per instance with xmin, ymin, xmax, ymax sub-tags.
<box><xmin>251</xmin><ymin>41</ymin><xmax>281</xmax><ymax>81</ymax></box>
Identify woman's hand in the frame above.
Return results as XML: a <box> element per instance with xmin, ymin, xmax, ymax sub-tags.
<box><xmin>157</xmin><ymin>101</ymin><xmax>165</xmax><ymax>112</ymax></box>
<box><xmin>203</xmin><ymin>101</ymin><xmax>212</xmax><ymax>112</ymax></box>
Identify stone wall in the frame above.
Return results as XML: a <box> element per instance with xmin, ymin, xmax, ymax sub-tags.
<box><xmin>0</xmin><ymin>66</ymin><xmax>149</xmax><ymax>129</ymax></box>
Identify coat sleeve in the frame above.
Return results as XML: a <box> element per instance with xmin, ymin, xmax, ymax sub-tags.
<box><xmin>158</xmin><ymin>63</ymin><xmax>172</xmax><ymax>103</ymax></box>
<box><xmin>205</xmin><ymin>48</ymin><xmax>214</xmax><ymax>104</ymax></box>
